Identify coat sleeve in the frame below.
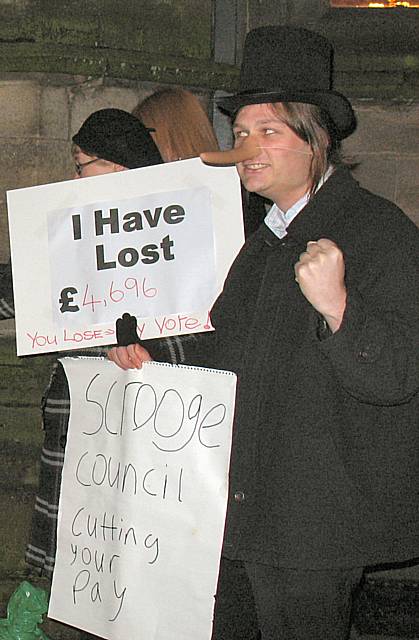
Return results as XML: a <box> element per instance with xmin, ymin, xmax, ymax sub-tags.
<box><xmin>0</xmin><ymin>260</ymin><xmax>15</xmax><ymax>320</ymax></box>
<box><xmin>316</xmin><ymin>220</ymin><xmax>419</xmax><ymax>406</ymax></box>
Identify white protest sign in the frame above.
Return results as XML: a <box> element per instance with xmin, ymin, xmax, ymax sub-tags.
<box><xmin>7</xmin><ymin>158</ymin><xmax>244</xmax><ymax>355</ymax></box>
<box><xmin>49</xmin><ymin>357</ymin><xmax>236</xmax><ymax>640</ymax></box>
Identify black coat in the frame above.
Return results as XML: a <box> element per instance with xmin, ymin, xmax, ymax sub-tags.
<box><xmin>151</xmin><ymin>167</ymin><xmax>419</xmax><ymax>569</ymax></box>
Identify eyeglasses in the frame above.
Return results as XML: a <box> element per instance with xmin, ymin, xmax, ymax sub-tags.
<box><xmin>74</xmin><ymin>158</ymin><xmax>101</xmax><ymax>176</ymax></box>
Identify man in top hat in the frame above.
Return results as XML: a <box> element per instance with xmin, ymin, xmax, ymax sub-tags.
<box><xmin>109</xmin><ymin>27</ymin><xmax>419</xmax><ymax>639</ymax></box>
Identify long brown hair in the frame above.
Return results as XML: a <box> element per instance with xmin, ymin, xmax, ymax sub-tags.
<box><xmin>132</xmin><ymin>87</ymin><xmax>219</xmax><ymax>162</ymax></box>
<box><xmin>271</xmin><ymin>102</ymin><xmax>342</xmax><ymax>196</ymax></box>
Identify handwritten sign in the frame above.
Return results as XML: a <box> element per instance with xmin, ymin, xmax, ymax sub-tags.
<box><xmin>7</xmin><ymin>158</ymin><xmax>244</xmax><ymax>355</ymax></box>
<box><xmin>48</xmin><ymin>358</ymin><xmax>236</xmax><ymax>640</ymax></box>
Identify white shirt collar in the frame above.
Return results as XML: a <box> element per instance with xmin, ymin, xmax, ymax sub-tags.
<box><xmin>264</xmin><ymin>166</ymin><xmax>334</xmax><ymax>239</ymax></box>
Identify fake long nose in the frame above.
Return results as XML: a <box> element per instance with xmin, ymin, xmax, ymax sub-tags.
<box><xmin>200</xmin><ymin>137</ymin><xmax>259</xmax><ymax>165</ymax></box>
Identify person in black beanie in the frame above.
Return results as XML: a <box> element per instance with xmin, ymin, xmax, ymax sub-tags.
<box><xmin>109</xmin><ymin>26</ymin><xmax>419</xmax><ymax>640</ymax></box>
<box><xmin>25</xmin><ymin>108</ymin><xmax>163</xmax><ymax>640</ymax></box>
<box><xmin>72</xmin><ymin>107</ymin><xmax>162</xmax><ymax>177</ymax></box>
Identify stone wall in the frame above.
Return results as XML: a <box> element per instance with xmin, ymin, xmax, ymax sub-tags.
<box><xmin>344</xmin><ymin>100</ymin><xmax>419</xmax><ymax>224</ymax></box>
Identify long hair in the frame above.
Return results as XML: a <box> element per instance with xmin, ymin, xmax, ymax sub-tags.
<box><xmin>132</xmin><ymin>87</ymin><xmax>219</xmax><ymax>162</ymax></box>
<box><xmin>271</xmin><ymin>102</ymin><xmax>343</xmax><ymax>197</ymax></box>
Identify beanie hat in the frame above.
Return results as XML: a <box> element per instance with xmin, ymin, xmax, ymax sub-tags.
<box><xmin>72</xmin><ymin>108</ymin><xmax>163</xmax><ymax>168</ymax></box>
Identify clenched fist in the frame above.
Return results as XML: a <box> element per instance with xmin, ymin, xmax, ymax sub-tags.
<box><xmin>294</xmin><ymin>238</ymin><xmax>347</xmax><ymax>333</ymax></box>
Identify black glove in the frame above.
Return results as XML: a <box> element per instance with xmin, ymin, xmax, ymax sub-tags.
<box><xmin>115</xmin><ymin>312</ymin><xmax>141</xmax><ymax>346</ymax></box>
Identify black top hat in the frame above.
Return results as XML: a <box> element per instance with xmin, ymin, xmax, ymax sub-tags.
<box><xmin>218</xmin><ymin>26</ymin><xmax>356</xmax><ymax>140</ymax></box>
<box><xmin>72</xmin><ymin>108</ymin><xmax>163</xmax><ymax>169</ymax></box>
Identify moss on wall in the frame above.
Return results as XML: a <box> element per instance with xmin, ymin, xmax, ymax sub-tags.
<box><xmin>0</xmin><ymin>0</ymin><xmax>239</xmax><ymax>90</ymax></box>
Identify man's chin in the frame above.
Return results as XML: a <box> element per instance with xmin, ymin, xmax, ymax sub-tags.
<box><xmin>243</xmin><ymin>181</ymin><xmax>269</xmax><ymax>198</ymax></box>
